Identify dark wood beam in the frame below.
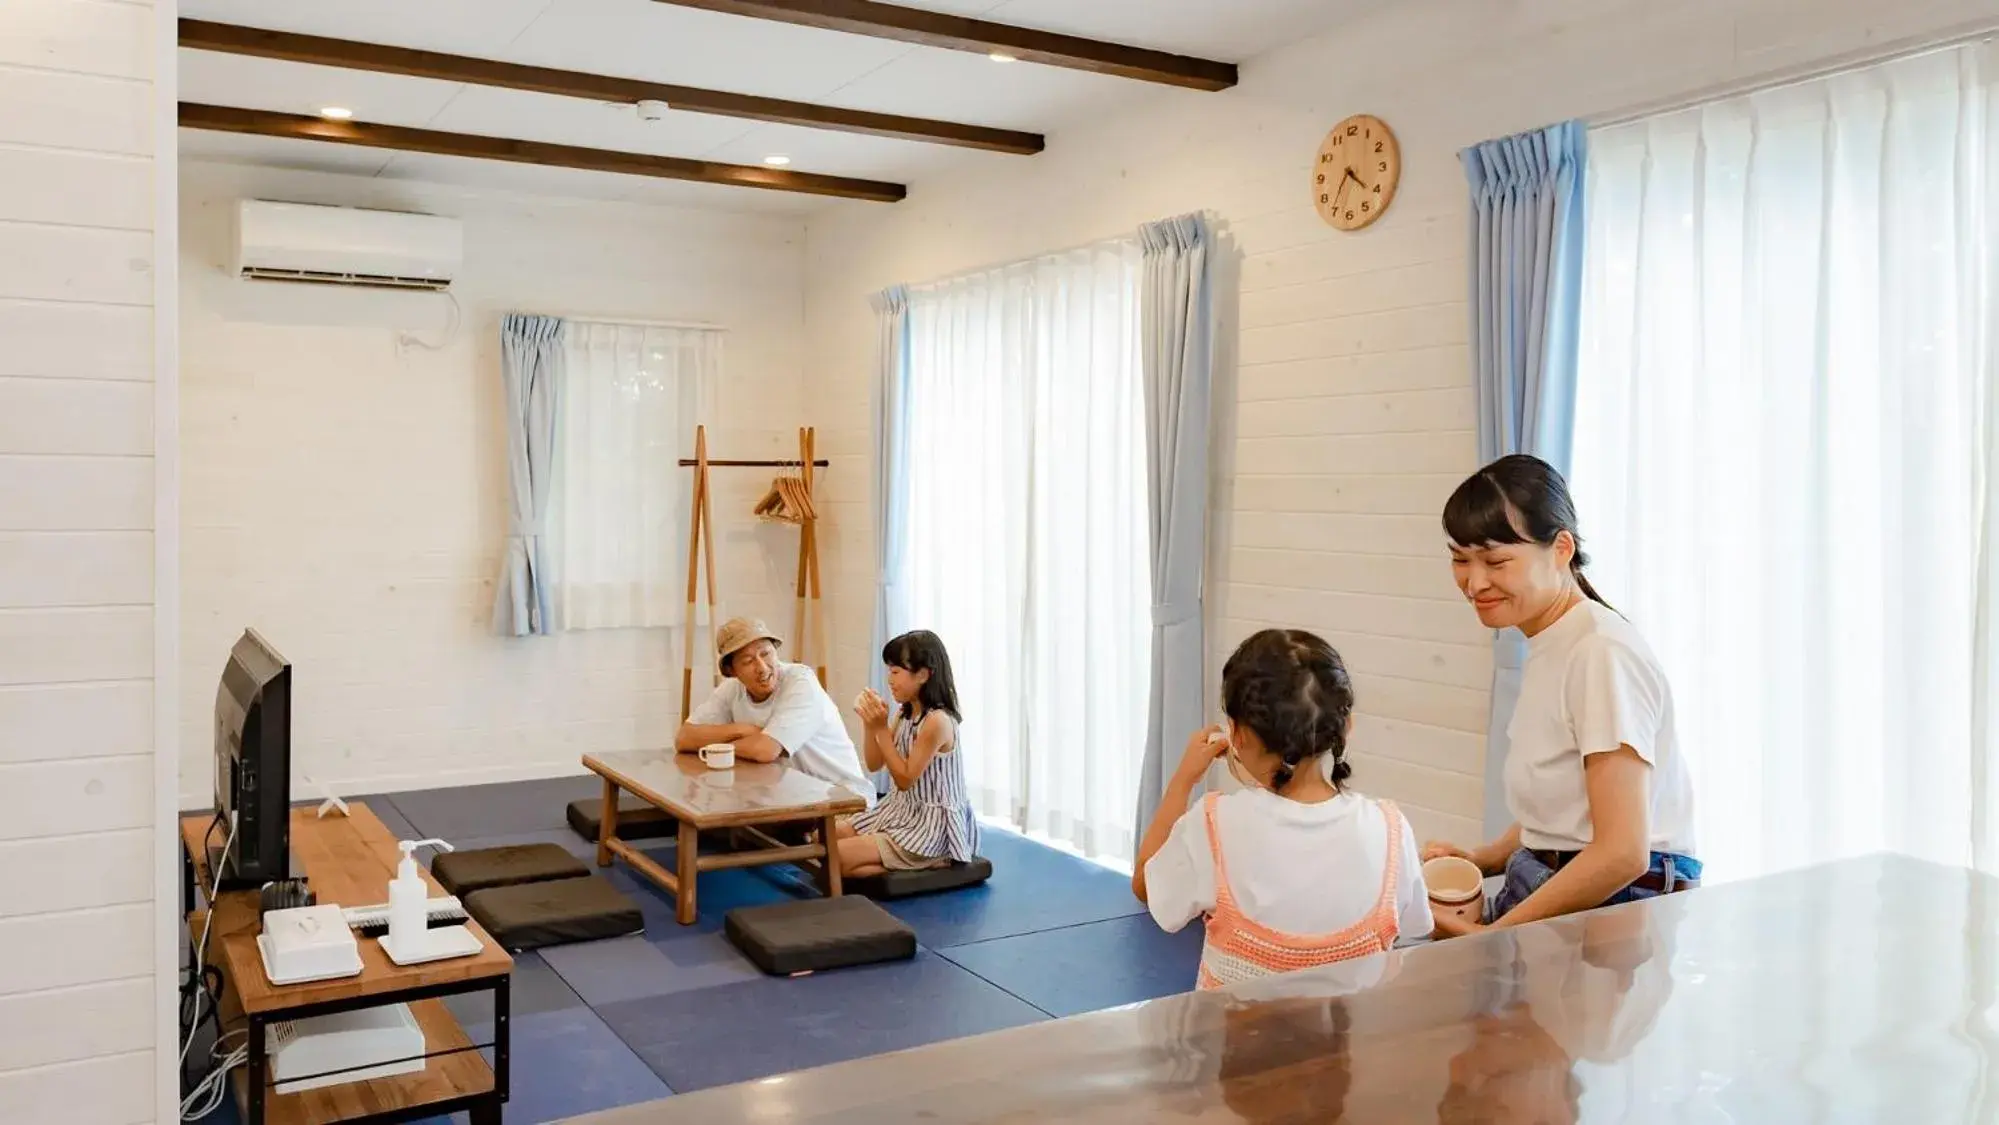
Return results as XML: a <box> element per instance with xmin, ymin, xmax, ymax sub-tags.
<box><xmin>178</xmin><ymin>18</ymin><xmax>1043</xmax><ymax>156</ymax></box>
<box><xmin>648</xmin><ymin>0</ymin><xmax>1237</xmax><ymax>91</ymax></box>
<box><xmin>177</xmin><ymin>103</ymin><xmax>906</xmax><ymax>202</ymax></box>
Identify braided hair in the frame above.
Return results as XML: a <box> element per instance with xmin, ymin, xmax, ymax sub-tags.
<box><xmin>1220</xmin><ymin>629</ymin><xmax>1356</xmax><ymax>791</ymax></box>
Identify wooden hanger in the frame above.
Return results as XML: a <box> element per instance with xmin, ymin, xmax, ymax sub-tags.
<box><xmin>753</xmin><ymin>459</ymin><xmax>816</xmax><ymax>524</ymax></box>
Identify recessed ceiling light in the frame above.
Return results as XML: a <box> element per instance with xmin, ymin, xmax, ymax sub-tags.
<box><xmin>763</xmin><ymin>155</ymin><xmax>792</xmax><ymax>167</ymax></box>
<box><xmin>988</xmin><ymin>51</ymin><xmax>1017</xmax><ymax>63</ymax></box>
<box><xmin>318</xmin><ymin>106</ymin><xmax>354</xmax><ymax>120</ymax></box>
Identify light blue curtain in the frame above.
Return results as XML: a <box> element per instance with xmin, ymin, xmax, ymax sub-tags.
<box><xmin>492</xmin><ymin>314</ymin><xmax>565</xmax><ymax>637</ymax></box>
<box><xmin>1133</xmin><ymin>214</ymin><xmax>1218</xmax><ymax>839</ymax></box>
<box><xmin>868</xmin><ymin>286</ymin><xmax>912</xmax><ymax>795</ymax></box>
<box><xmin>1460</xmin><ymin>120</ymin><xmax>1588</xmax><ymax>833</ymax></box>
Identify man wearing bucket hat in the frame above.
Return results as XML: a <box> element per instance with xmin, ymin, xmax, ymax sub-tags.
<box><xmin>675</xmin><ymin>617</ymin><xmax>874</xmax><ymax>807</ymax></box>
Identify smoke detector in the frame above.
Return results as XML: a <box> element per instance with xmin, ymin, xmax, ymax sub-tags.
<box><xmin>635</xmin><ymin>99</ymin><xmax>670</xmax><ymax>121</ymax></box>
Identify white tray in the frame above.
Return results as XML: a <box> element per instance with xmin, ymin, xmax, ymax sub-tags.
<box><xmin>256</xmin><ymin>933</ymin><xmax>363</xmax><ymax>986</ymax></box>
<box><xmin>376</xmin><ymin>925</ymin><xmax>483</xmax><ymax>966</ymax></box>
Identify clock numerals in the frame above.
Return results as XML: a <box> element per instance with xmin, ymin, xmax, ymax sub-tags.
<box><xmin>1317</xmin><ymin>115</ymin><xmax>1396</xmax><ymax>231</ymax></box>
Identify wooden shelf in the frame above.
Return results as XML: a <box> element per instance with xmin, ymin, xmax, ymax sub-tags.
<box><xmin>180</xmin><ymin>802</ymin><xmax>511</xmax><ymax>1122</ymax></box>
<box><xmin>229</xmin><ymin>999</ymin><xmax>493</xmax><ymax>1125</ymax></box>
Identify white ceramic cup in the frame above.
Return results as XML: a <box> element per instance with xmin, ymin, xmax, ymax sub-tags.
<box><xmin>699</xmin><ymin>743</ymin><xmax>735</xmax><ymax>770</ymax></box>
<box><xmin>1422</xmin><ymin>855</ymin><xmax>1485</xmax><ymax>923</ymax></box>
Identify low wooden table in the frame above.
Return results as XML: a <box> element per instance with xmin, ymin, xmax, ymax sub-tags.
<box><xmin>565</xmin><ymin>854</ymin><xmax>1999</xmax><ymax>1123</ymax></box>
<box><xmin>583</xmin><ymin>749</ymin><xmax>869</xmax><ymax>925</ymax></box>
<box><xmin>179</xmin><ymin>803</ymin><xmax>513</xmax><ymax>1125</ymax></box>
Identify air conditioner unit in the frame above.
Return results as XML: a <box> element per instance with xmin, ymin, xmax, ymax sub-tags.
<box><xmin>233</xmin><ymin>200</ymin><xmax>462</xmax><ymax>291</ymax></box>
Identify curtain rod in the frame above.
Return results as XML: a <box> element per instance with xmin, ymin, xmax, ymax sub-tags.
<box><xmin>902</xmin><ymin>228</ymin><xmax>1142</xmax><ymax>295</ymax></box>
<box><xmin>1593</xmin><ymin>22</ymin><xmax>1997</xmax><ymax>129</ymax></box>
<box><xmin>531</xmin><ymin>313</ymin><xmax>727</xmax><ymax>332</ymax></box>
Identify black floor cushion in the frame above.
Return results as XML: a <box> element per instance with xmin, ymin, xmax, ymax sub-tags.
<box><xmin>725</xmin><ymin>896</ymin><xmax>917</xmax><ymax>976</ymax></box>
<box><xmin>463</xmin><ymin>875</ymin><xmax>643</xmax><ymax>952</ymax></box>
<box><xmin>565</xmin><ymin>797</ymin><xmax>679</xmax><ymax>843</ymax></box>
<box><xmin>849</xmin><ymin>856</ymin><xmax>994</xmax><ymax>901</ymax></box>
<box><xmin>432</xmin><ymin>842</ymin><xmax>589</xmax><ymax>898</ymax></box>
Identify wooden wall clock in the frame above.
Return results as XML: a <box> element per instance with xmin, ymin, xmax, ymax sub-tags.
<box><xmin>1314</xmin><ymin>114</ymin><xmax>1401</xmax><ymax>231</ymax></box>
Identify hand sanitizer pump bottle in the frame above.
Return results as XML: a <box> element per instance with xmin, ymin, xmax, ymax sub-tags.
<box><xmin>388</xmin><ymin>839</ymin><xmax>452</xmax><ymax>954</ymax></box>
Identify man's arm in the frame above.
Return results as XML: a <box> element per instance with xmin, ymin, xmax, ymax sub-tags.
<box><xmin>675</xmin><ymin>682</ymin><xmax>755</xmax><ymax>751</ymax></box>
<box><xmin>730</xmin><ymin>731</ymin><xmax>785</xmax><ymax>763</ymax></box>
<box><xmin>675</xmin><ymin>722</ymin><xmax>759</xmax><ymax>752</ymax></box>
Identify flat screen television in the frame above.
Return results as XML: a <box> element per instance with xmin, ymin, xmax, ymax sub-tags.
<box><xmin>212</xmin><ymin>628</ymin><xmax>293</xmax><ymax>891</ymax></box>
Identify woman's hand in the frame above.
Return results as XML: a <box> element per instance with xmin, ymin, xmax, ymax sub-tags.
<box><xmin>853</xmin><ymin>689</ymin><xmax>891</xmax><ymax>729</ymax></box>
<box><xmin>1422</xmin><ymin>840</ymin><xmax>1473</xmax><ymax>863</ymax></box>
<box><xmin>1174</xmin><ymin>725</ymin><xmax>1229</xmax><ymax>783</ymax></box>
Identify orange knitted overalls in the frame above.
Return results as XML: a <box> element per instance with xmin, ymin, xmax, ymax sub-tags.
<box><xmin>1196</xmin><ymin>791</ymin><xmax>1405</xmax><ymax>990</ymax></box>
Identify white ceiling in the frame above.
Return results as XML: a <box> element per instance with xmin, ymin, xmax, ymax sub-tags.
<box><xmin>177</xmin><ymin>0</ymin><xmax>1340</xmax><ymax>213</ymax></box>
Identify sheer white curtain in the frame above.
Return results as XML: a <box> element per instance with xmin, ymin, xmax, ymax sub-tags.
<box><xmin>1572</xmin><ymin>43</ymin><xmax>1998</xmax><ymax>883</ymax></box>
<box><xmin>548</xmin><ymin>321</ymin><xmax>718</xmax><ymax>631</ymax></box>
<box><xmin>901</xmin><ymin>241</ymin><xmax>1152</xmax><ymax>862</ymax></box>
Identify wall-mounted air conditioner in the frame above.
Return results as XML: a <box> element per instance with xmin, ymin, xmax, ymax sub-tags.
<box><xmin>232</xmin><ymin>200</ymin><xmax>462</xmax><ymax>291</ymax></box>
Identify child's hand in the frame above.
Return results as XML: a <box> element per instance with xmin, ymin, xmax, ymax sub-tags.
<box><xmin>853</xmin><ymin>689</ymin><xmax>891</xmax><ymax>728</ymax></box>
<box><xmin>1174</xmin><ymin>725</ymin><xmax>1229</xmax><ymax>782</ymax></box>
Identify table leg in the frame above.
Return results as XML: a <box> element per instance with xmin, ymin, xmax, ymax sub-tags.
<box><xmin>470</xmin><ymin>1103</ymin><xmax>502</xmax><ymax>1125</ymax></box>
<box><xmin>247</xmin><ymin>1011</ymin><xmax>266</xmax><ymax>1124</ymax></box>
<box><xmin>596</xmin><ymin>775</ymin><xmax>619</xmax><ymax>868</ymax></box>
<box><xmin>821</xmin><ymin>814</ymin><xmax>843</xmax><ymax>898</ymax></box>
<box><xmin>493</xmin><ymin>972</ymin><xmax>511</xmax><ymax>1107</ymax></box>
<box><xmin>676</xmin><ymin>819</ymin><xmax>699</xmax><ymax>925</ymax></box>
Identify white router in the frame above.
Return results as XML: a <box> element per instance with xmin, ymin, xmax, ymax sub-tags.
<box><xmin>268</xmin><ymin>1003</ymin><xmax>425</xmax><ymax>1094</ymax></box>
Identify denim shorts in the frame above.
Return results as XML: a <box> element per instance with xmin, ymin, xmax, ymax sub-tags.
<box><xmin>1488</xmin><ymin>848</ymin><xmax>1702</xmax><ymax>921</ymax></box>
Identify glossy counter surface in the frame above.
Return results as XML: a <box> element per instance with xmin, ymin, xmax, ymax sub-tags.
<box><xmin>565</xmin><ymin>854</ymin><xmax>1999</xmax><ymax>1123</ymax></box>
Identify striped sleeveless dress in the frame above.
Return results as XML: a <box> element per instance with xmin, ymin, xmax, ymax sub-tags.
<box><xmin>1196</xmin><ymin>792</ymin><xmax>1405</xmax><ymax>990</ymax></box>
<box><xmin>849</xmin><ymin>711</ymin><xmax>979</xmax><ymax>863</ymax></box>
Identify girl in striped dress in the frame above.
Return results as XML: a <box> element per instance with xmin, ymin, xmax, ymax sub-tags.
<box><xmin>1133</xmin><ymin>629</ymin><xmax>1433</xmax><ymax>990</ymax></box>
<box><xmin>837</xmin><ymin>630</ymin><xmax>979</xmax><ymax>876</ymax></box>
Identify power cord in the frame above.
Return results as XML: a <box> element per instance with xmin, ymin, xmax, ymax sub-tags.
<box><xmin>180</xmin><ymin>813</ymin><xmax>238</xmax><ymax>1076</ymax></box>
<box><xmin>181</xmin><ymin>1030</ymin><xmax>248</xmax><ymax>1121</ymax></box>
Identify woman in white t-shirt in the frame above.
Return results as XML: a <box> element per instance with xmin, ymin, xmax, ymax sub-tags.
<box><xmin>1133</xmin><ymin>629</ymin><xmax>1433</xmax><ymax>990</ymax></box>
<box><xmin>1423</xmin><ymin>455</ymin><xmax>1699</xmax><ymax>937</ymax></box>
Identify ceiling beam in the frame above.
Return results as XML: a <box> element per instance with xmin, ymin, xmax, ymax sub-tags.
<box><xmin>648</xmin><ymin>0</ymin><xmax>1237</xmax><ymax>91</ymax></box>
<box><xmin>178</xmin><ymin>103</ymin><xmax>907</xmax><ymax>202</ymax></box>
<box><xmin>178</xmin><ymin>18</ymin><xmax>1043</xmax><ymax>156</ymax></box>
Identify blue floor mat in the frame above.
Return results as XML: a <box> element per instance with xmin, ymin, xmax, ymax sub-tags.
<box><xmin>876</xmin><ymin>825</ymin><xmax>1145</xmax><ymax>948</ymax></box>
<box><xmin>386</xmin><ymin>775</ymin><xmax>605</xmax><ymax>842</ymax></box>
<box><xmin>938</xmin><ymin>913</ymin><xmax>1204</xmax><ymax>1017</ymax></box>
<box><xmin>469</xmin><ymin>1007</ymin><xmax>671</xmax><ymax>1124</ymax></box>
<box><xmin>441</xmin><ymin>951</ymin><xmax>585</xmax><ymax>1027</ymax></box>
<box><xmin>598</xmin><ymin>854</ymin><xmax>820</xmax><ymax>938</ymax></box>
<box><xmin>595</xmin><ymin>949</ymin><xmax>1048</xmax><ymax>1093</ymax></box>
<box><xmin>543</xmin><ymin>931</ymin><xmax>767</xmax><ymax>1005</ymax></box>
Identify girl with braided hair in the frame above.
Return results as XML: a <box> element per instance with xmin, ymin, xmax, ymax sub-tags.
<box><xmin>1133</xmin><ymin>628</ymin><xmax>1432</xmax><ymax>990</ymax></box>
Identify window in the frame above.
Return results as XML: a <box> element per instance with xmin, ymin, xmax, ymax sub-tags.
<box><xmin>548</xmin><ymin>321</ymin><xmax>718</xmax><ymax>631</ymax></box>
<box><xmin>896</xmin><ymin>240</ymin><xmax>1152</xmax><ymax>863</ymax></box>
<box><xmin>1571</xmin><ymin>43</ymin><xmax>1997</xmax><ymax>880</ymax></box>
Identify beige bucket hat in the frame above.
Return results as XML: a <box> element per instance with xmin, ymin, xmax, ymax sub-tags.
<box><xmin>716</xmin><ymin>617</ymin><xmax>783</xmax><ymax>674</ymax></box>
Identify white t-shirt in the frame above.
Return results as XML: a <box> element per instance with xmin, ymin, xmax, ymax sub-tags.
<box><xmin>1144</xmin><ymin>788</ymin><xmax>1432</xmax><ymax>941</ymax></box>
<box><xmin>1506</xmin><ymin>600</ymin><xmax>1696</xmax><ymax>855</ymax></box>
<box><xmin>686</xmin><ymin>663</ymin><xmax>874</xmax><ymax>807</ymax></box>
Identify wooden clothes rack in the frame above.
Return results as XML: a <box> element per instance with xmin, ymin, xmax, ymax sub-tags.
<box><xmin>678</xmin><ymin>425</ymin><xmax>832</xmax><ymax>720</ymax></box>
